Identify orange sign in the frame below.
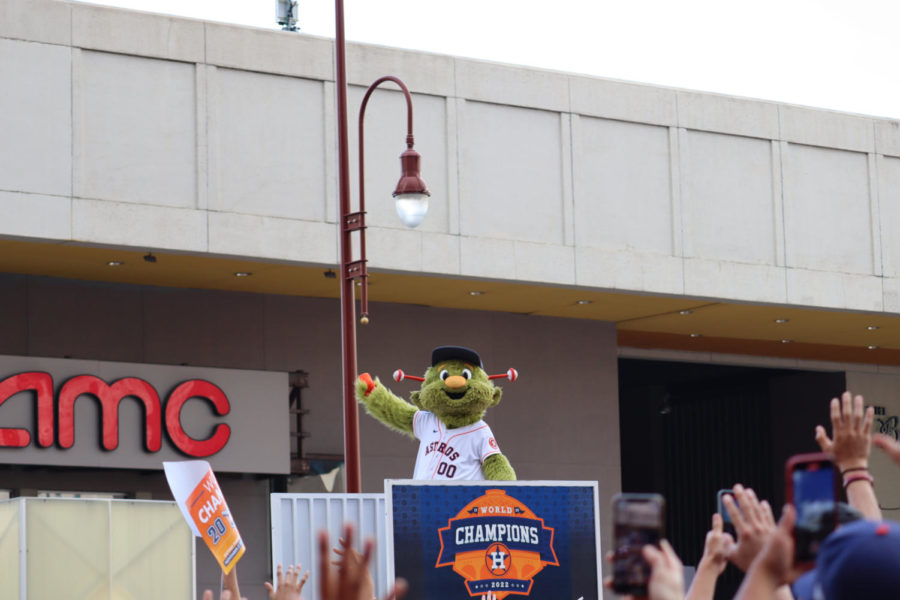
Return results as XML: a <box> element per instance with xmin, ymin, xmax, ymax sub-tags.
<box><xmin>187</xmin><ymin>469</ymin><xmax>245</xmax><ymax>573</ymax></box>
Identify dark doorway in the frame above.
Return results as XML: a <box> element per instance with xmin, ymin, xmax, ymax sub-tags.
<box><xmin>618</xmin><ymin>359</ymin><xmax>845</xmax><ymax>599</ymax></box>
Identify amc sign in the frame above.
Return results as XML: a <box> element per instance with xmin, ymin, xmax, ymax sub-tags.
<box><xmin>0</xmin><ymin>372</ymin><xmax>229</xmax><ymax>457</ymax></box>
<box><xmin>0</xmin><ymin>356</ymin><xmax>289</xmax><ymax>473</ymax></box>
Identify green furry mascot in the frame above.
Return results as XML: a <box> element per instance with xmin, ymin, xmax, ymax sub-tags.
<box><xmin>356</xmin><ymin>345</ymin><xmax>516</xmax><ymax>480</ymax></box>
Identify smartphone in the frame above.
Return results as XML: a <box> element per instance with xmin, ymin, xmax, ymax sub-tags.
<box><xmin>785</xmin><ymin>452</ymin><xmax>839</xmax><ymax>566</ymax></box>
<box><xmin>716</xmin><ymin>488</ymin><xmax>737</xmax><ymax>536</ymax></box>
<box><xmin>612</xmin><ymin>493</ymin><xmax>665</xmax><ymax>596</ymax></box>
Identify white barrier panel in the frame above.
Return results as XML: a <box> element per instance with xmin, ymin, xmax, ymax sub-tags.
<box><xmin>270</xmin><ymin>493</ymin><xmax>387</xmax><ymax>600</ymax></box>
<box><xmin>0</xmin><ymin>497</ymin><xmax>194</xmax><ymax>600</ymax></box>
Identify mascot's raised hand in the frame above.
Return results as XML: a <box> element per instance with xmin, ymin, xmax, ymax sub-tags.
<box><xmin>356</xmin><ymin>345</ymin><xmax>517</xmax><ymax>481</ymax></box>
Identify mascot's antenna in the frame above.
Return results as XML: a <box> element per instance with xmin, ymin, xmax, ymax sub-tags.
<box><xmin>393</xmin><ymin>369</ymin><xmax>425</xmax><ymax>382</ymax></box>
<box><xmin>488</xmin><ymin>368</ymin><xmax>518</xmax><ymax>382</ymax></box>
<box><xmin>394</xmin><ymin>368</ymin><xmax>518</xmax><ymax>382</ymax></box>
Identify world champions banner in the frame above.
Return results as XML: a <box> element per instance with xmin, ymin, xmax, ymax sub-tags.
<box><xmin>386</xmin><ymin>481</ymin><xmax>602</xmax><ymax>600</ymax></box>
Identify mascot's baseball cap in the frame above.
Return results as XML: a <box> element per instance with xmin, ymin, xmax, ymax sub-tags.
<box><xmin>793</xmin><ymin>519</ymin><xmax>900</xmax><ymax>600</ymax></box>
<box><xmin>432</xmin><ymin>346</ymin><xmax>483</xmax><ymax>369</ymax></box>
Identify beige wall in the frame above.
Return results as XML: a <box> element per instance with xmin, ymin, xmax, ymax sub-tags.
<box><xmin>845</xmin><ymin>370</ymin><xmax>900</xmax><ymax>518</ymax></box>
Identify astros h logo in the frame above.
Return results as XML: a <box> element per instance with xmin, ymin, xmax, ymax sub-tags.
<box><xmin>436</xmin><ymin>489</ymin><xmax>558</xmax><ymax>598</ymax></box>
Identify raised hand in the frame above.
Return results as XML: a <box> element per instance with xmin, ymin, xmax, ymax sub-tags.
<box><xmin>685</xmin><ymin>512</ymin><xmax>734</xmax><ymax>600</ymax></box>
<box><xmin>873</xmin><ymin>433</ymin><xmax>900</xmax><ymax>466</ymax></box>
<box><xmin>814</xmin><ymin>391</ymin><xmax>874</xmax><ymax>471</ymax></box>
<box><xmin>733</xmin><ymin>505</ymin><xmax>798</xmax><ymax>599</ymax></box>
<box><xmin>753</xmin><ymin>505</ymin><xmax>797</xmax><ymax>585</ymax></box>
<box><xmin>602</xmin><ymin>540</ymin><xmax>684</xmax><ymax>600</ymax></box>
<box><xmin>333</xmin><ymin>536</ymin><xmax>374</xmax><ymax>600</ymax></box>
<box><xmin>319</xmin><ymin>524</ymin><xmax>407</xmax><ymax>600</ymax></box>
<box><xmin>815</xmin><ymin>391</ymin><xmax>881</xmax><ymax>519</ymax></box>
<box><xmin>265</xmin><ymin>564</ymin><xmax>310</xmax><ymax>600</ymax></box>
<box><xmin>700</xmin><ymin>513</ymin><xmax>732</xmax><ymax>575</ymax></box>
<box><xmin>643</xmin><ymin>540</ymin><xmax>685</xmax><ymax>600</ymax></box>
<box><xmin>722</xmin><ymin>484</ymin><xmax>776</xmax><ymax>572</ymax></box>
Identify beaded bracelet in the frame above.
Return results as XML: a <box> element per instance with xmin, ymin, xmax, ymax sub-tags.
<box><xmin>843</xmin><ymin>472</ymin><xmax>874</xmax><ymax>489</ymax></box>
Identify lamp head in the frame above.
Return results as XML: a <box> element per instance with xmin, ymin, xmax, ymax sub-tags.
<box><xmin>393</xmin><ymin>147</ymin><xmax>430</xmax><ymax>228</ymax></box>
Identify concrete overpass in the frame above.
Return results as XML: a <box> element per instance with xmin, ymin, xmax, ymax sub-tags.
<box><xmin>3</xmin><ymin>0</ymin><xmax>900</xmax><ymax>364</ymax></box>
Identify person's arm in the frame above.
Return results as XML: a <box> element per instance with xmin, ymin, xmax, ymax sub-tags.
<box><xmin>224</xmin><ymin>567</ymin><xmax>241</xmax><ymax>600</ymax></box>
<box><xmin>685</xmin><ymin>514</ymin><xmax>731</xmax><ymax>600</ymax></box>
<box><xmin>814</xmin><ymin>391</ymin><xmax>881</xmax><ymax>520</ymax></box>
<box><xmin>203</xmin><ymin>588</ymin><xmax>241</xmax><ymax>600</ymax></box>
<box><xmin>774</xmin><ymin>585</ymin><xmax>796</xmax><ymax>600</ymax></box>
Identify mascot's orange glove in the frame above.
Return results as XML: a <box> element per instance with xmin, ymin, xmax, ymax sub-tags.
<box><xmin>359</xmin><ymin>372</ymin><xmax>376</xmax><ymax>396</ymax></box>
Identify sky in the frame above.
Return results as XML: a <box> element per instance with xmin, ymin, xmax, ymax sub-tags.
<box><xmin>75</xmin><ymin>0</ymin><xmax>900</xmax><ymax>120</ymax></box>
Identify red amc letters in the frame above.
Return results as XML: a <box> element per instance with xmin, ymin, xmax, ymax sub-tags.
<box><xmin>0</xmin><ymin>372</ymin><xmax>231</xmax><ymax>457</ymax></box>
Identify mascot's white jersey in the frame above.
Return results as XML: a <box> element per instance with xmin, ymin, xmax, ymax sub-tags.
<box><xmin>412</xmin><ymin>410</ymin><xmax>501</xmax><ymax>480</ymax></box>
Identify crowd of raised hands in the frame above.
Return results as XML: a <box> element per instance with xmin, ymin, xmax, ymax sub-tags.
<box><xmin>202</xmin><ymin>524</ymin><xmax>503</xmax><ymax>600</ymax></box>
<box><xmin>202</xmin><ymin>524</ymin><xmax>403</xmax><ymax>600</ymax></box>
<box><xmin>204</xmin><ymin>390</ymin><xmax>900</xmax><ymax>600</ymax></box>
<box><xmin>615</xmin><ymin>390</ymin><xmax>900</xmax><ymax>600</ymax></box>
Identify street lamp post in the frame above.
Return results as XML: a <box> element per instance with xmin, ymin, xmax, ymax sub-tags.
<box><xmin>334</xmin><ymin>0</ymin><xmax>429</xmax><ymax>493</ymax></box>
